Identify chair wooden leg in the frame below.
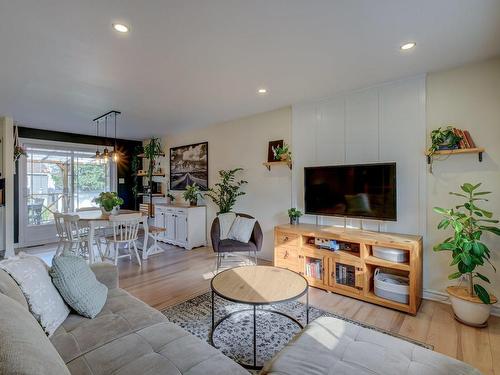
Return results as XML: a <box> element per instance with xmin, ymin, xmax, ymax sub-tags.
<box><xmin>114</xmin><ymin>243</ymin><xmax>118</xmax><ymax>265</ymax></box>
<box><xmin>132</xmin><ymin>241</ymin><xmax>141</xmax><ymax>266</ymax></box>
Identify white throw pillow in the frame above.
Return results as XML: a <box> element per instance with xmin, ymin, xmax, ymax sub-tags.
<box><xmin>218</xmin><ymin>212</ymin><xmax>236</xmax><ymax>240</ymax></box>
<box><xmin>0</xmin><ymin>253</ymin><xmax>69</xmax><ymax>336</ymax></box>
<box><xmin>228</xmin><ymin>216</ymin><xmax>256</xmax><ymax>243</ymax></box>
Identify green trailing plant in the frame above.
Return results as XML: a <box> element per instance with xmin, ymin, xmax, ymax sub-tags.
<box><xmin>272</xmin><ymin>143</ymin><xmax>291</xmax><ymax>161</ymax></box>
<box><xmin>182</xmin><ymin>184</ymin><xmax>202</xmax><ymax>205</ymax></box>
<box><xmin>205</xmin><ymin>168</ymin><xmax>247</xmax><ymax>214</ymax></box>
<box><xmin>288</xmin><ymin>208</ymin><xmax>303</xmax><ymax>224</ymax></box>
<box><xmin>131</xmin><ymin>145</ymin><xmax>144</xmax><ymax>203</ymax></box>
<box><xmin>94</xmin><ymin>192</ymin><xmax>124</xmax><ymax>212</ymax></box>
<box><xmin>433</xmin><ymin>183</ymin><xmax>500</xmax><ymax>304</ymax></box>
<box><xmin>143</xmin><ymin>137</ymin><xmax>163</xmax><ymax>180</ymax></box>
<box><xmin>428</xmin><ymin>126</ymin><xmax>462</xmax><ymax>156</ymax></box>
<box><xmin>167</xmin><ymin>193</ymin><xmax>175</xmax><ymax>202</ymax></box>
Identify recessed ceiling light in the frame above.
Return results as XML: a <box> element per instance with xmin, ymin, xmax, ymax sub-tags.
<box><xmin>257</xmin><ymin>88</ymin><xmax>268</xmax><ymax>95</ymax></box>
<box><xmin>112</xmin><ymin>23</ymin><xmax>129</xmax><ymax>33</ymax></box>
<box><xmin>400</xmin><ymin>42</ymin><xmax>416</xmax><ymax>51</ymax></box>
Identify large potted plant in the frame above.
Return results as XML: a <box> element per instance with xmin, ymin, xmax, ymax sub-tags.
<box><xmin>94</xmin><ymin>192</ymin><xmax>124</xmax><ymax>215</ymax></box>
<box><xmin>182</xmin><ymin>184</ymin><xmax>202</xmax><ymax>206</ymax></box>
<box><xmin>205</xmin><ymin>168</ymin><xmax>247</xmax><ymax>214</ymax></box>
<box><xmin>433</xmin><ymin>182</ymin><xmax>499</xmax><ymax>326</ymax></box>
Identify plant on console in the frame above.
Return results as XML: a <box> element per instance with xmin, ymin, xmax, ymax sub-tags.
<box><xmin>182</xmin><ymin>184</ymin><xmax>202</xmax><ymax>206</ymax></box>
<box><xmin>288</xmin><ymin>208</ymin><xmax>303</xmax><ymax>225</ymax></box>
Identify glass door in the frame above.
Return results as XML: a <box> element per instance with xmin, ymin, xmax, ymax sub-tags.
<box><xmin>19</xmin><ymin>141</ymin><xmax>115</xmax><ymax>247</ymax></box>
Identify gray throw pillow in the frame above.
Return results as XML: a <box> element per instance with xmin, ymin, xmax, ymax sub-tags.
<box><xmin>50</xmin><ymin>255</ymin><xmax>108</xmax><ymax>318</ymax></box>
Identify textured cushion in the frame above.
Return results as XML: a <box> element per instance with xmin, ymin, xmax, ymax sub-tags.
<box><xmin>0</xmin><ymin>268</ymin><xmax>29</xmax><ymax>309</ymax></box>
<box><xmin>262</xmin><ymin>316</ymin><xmax>481</xmax><ymax>375</ymax></box>
<box><xmin>0</xmin><ymin>293</ymin><xmax>70</xmax><ymax>375</ymax></box>
<box><xmin>218</xmin><ymin>239</ymin><xmax>257</xmax><ymax>253</ymax></box>
<box><xmin>227</xmin><ymin>216</ymin><xmax>256</xmax><ymax>243</ymax></box>
<box><xmin>50</xmin><ymin>287</ymin><xmax>247</xmax><ymax>375</ymax></box>
<box><xmin>50</xmin><ymin>255</ymin><xmax>108</xmax><ymax>318</ymax></box>
<box><xmin>0</xmin><ymin>253</ymin><xmax>69</xmax><ymax>336</ymax></box>
<box><xmin>218</xmin><ymin>212</ymin><xmax>236</xmax><ymax>240</ymax></box>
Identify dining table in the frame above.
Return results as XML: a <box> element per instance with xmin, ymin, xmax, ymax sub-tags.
<box><xmin>68</xmin><ymin>209</ymin><xmax>150</xmax><ymax>264</ymax></box>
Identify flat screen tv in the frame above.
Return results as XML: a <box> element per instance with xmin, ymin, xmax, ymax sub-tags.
<box><xmin>304</xmin><ymin>163</ymin><xmax>397</xmax><ymax>221</ymax></box>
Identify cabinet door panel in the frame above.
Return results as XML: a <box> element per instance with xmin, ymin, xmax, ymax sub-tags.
<box><xmin>175</xmin><ymin>214</ymin><xmax>188</xmax><ymax>243</ymax></box>
<box><xmin>165</xmin><ymin>213</ymin><xmax>176</xmax><ymax>240</ymax></box>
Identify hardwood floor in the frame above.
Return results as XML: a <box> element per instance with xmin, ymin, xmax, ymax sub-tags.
<box><xmin>23</xmin><ymin>242</ymin><xmax>499</xmax><ymax>374</ymax></box>
<box><xmin>118</xmin><ymin>245</ymin><xmax>499</xmax><ymax>375</ymax></box>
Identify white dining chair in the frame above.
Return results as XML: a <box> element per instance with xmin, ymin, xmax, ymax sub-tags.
<box><xmin>102</xmin><ymin>213</ymin><xmax>142</xmax><ymax>266</ymax></box>
<box><xmin>54</xmin><ymin>212</ymin><xmax>68</xmax><ymax>257</ymax></box>
<box><xmin>62</xmin><ymin>214</ymin><xmax>91</xmax><ymax>259</ymax></box>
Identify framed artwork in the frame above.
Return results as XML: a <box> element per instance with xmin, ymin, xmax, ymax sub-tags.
<box><xmin>267</xmin><ymin>140</ymin><xmax>283</xmax><ymax>162</ymax></box>
<box><xmin>170</xmin><ymin>142</ymin><xmax>208</xmax><ymax>190</ymax></box>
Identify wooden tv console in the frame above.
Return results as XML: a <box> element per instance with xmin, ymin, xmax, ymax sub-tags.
<box><xmin>274</xmin><ymin>224</ymin><xmax>423</xmax><ymax>315</ymax></box>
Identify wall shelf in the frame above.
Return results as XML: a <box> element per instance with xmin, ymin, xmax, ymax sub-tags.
<box><xmin>137</xmin><ymin>152</ymin><xmax>166</xmax><ymax>158</ymax></box>
<box><xmin>137</xmin><ymin>193</ymin><xmax>165</xmax><ymax>197</ymax></box>
<box><xmin>136</xmin><ymin>172</ymin><xmax>165</xmax><ymax>177</ymax></box>
<box><xmin>426</xmin><ymin>147</ymin><xmax>485</xmax><ymax>164</ymax></box>
<box><xmin>263</xmin><ymin>160</ymin><xmax>292</xmax><ymax>171</ymax></box>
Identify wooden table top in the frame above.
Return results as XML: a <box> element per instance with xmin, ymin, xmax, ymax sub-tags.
<box><xmin>69</xmin><ymin>209</ymin><xmax>142</xmax><ymax>221</ymax></box>
<box><xmin>211</xmin><ymin>266</ymin><xmax>308</xmax><ymax>305</ymax></box>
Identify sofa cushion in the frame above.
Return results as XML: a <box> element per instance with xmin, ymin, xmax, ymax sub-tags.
<box><xmin>50</xmin><ymin>288</ymin><xmax>167</xmax><ymax>363</ymax></box>
<box><xmin>50</xmin><ymin>255</ymin><xmax>108</xmax><ymax>318</ymax></box>
<box><xmin>0</xmin><ymin>253</ymin><xmax>70</xmax><ymax>336</ymax></box>
<box><xmin>262</xmin><ymin>316</ymin><xmax>481</xmax><ymax>375</ymax></box>
<box><xmin>0</xmin><ymin>268</ymin><xmax>29</xmax><ymax>310</ymax></box>
<box><xmin>0</xmin><ymin>293</ymin><xmax>70</xmax><ymax>375</ymax></box>
<box><xmin>218</xmin><ymin>238</ymin><xmax>257</xmax><ymax>253</ymax></box>
<box><xmin>217</xmin><ymin>212</ymin><xmax>236</xmax><ymax>240</ymax></box>
<box><xmin>65</xmin><ymin>321</ymin><xmax>248</xmax><ymax>375</ymax></box>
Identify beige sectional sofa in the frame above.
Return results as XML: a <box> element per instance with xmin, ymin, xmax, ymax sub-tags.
<box><xmin>0</xmin><ymin>263</ymin><xmax>248</xmax><ymax>375</ymax></box>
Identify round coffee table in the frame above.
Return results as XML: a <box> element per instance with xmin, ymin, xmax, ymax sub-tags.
<box><xmin>210</xmin><ymin>265</ymin><xmax>309</xmax><ymax>369</ymax></box>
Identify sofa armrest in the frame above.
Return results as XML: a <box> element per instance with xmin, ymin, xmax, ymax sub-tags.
<box><xmin>90</xmin><ymin>263</ymin><xmax>118</xmax><ymax>289</ymax></box>
<box><xmin>210</xmin><ymin>217</ymin><xmax>221</xmax><ymax>252</ymax></box>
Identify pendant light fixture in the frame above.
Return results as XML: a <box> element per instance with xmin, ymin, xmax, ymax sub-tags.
<box><xmin>95</xmin><ymin>120</ymin><xmax>101</xmax><ymax>163</ymax></box>
<box><xmin>93</xmin><ymin>110</ymin><xmax>121</xmax><ymax>164</ymax></box>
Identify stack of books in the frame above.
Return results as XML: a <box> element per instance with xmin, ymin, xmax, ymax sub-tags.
<box><xmin>335</xmin><ymin>263</ymin><xmax>355</xmax><ymax>287</ymax></box>
<box><xmin>305</xmin><ymin>259</ymin><xmax>322</xmax><ymax>279</ymax></box>
<box><xmin>439</xmin><ymin>128</ymin><xmax>476</xmax><ymax>150</ymax></box>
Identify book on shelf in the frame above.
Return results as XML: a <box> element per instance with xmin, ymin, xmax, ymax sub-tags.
<box><xmin>449</xmin><ymin>127</ymin><xmax>477</xmax><ymax>149</ymax></box>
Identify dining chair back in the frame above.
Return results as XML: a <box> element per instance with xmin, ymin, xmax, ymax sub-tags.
<box><xmin>61</xmin><ymin>214</ymin><xmax>89</xmax><ymax>258</ymax></box>
<box><xmin>103</xmin><ymin>213</ymin><xmax>142</xmax><ymax>266</ymax></box>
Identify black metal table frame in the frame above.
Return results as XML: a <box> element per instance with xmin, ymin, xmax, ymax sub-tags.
<box><xmin>209</xmin><ymin>277</ymin><xmax>309</xmax><ymax>370</ymax></box>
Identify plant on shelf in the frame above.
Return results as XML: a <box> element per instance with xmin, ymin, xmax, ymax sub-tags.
<box><xmin>206</xmin><ymin>168</ymin><xmax>247</xmax><ymax>214</ymax></box>
<box><xmin>433</xmin><ymin>182</ymin><xmax>499</xmax><ymax>326</ymax></box>
<box><xmin>94</xmin><ymin>192</ymin><xmax>124</xmax><ymax>215</ymax></box>
<box><xmin>288</xmin><ymin>208</ymin><xmax>303</xmax><ymax>225</ymax></box>
<box><xmin>272</xmin><ymin>143</ymin><xmax>292</xmax><ymax>162</ymax></box>
<box><xmin>182</xmin><ymin>184</ymin><xmax>202</xmax><ymax>206</ymax></box>
<box><xmin>143</xmin><ymin>137</ymin><xmax>163</xmax><ymax>179</ymax></box>
<box><xmin>131</xmin><ymin>145</ymin><xmax>144</xmax><ymax>207</ymax></box>
<box><xmin>428</xmin><ymin>126</ymin><xmax>462</xmax><ymax>156</ymax></box>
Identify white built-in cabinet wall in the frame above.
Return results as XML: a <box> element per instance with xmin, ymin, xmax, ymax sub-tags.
<box><xmin>292</xmin><ymin>75</ymin><xmax>427</xmax><ymax>236</ymax></box>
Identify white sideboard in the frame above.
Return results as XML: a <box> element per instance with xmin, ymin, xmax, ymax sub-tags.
<box><xmin>154</xmin><ymin>204</ymin><xmax>206</xmax><ymax>250</ymax></box>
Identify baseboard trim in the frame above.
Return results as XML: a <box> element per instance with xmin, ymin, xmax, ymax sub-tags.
<box><xmin>423</xmin><ymin>288</ymin><xmax>500</xmax><ymax>317</ymax></box>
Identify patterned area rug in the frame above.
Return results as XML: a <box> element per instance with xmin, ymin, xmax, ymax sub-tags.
<box><xmin>162</xmin><ymin>292</ymin><xmax>432</xmax><ymax>368</ymax></box>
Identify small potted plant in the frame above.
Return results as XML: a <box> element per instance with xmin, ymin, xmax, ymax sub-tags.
<box><xmin>288</xmin><ymin>208</ymin><xmax>303</xmax><ymax>225</ymax></box>
<box><xmin>182</xmin><ymin>184</ymin><xmax>202</xmax><ymax>206</ymax></box>
<box><xmin>272</xmin><ymin>143</ymin><xmax>292</xmax><ymax>162</ymax></box>
<box><xmin>433</xmin><ymin>182</ymin><xmax>499</xmax><ymax>327</ymax></box>
<box><xmin>94</xmin><ymin>192</ymin><xmax>124</xmax><ymax>215</ymax></box>
<box><xmin>166</xmin><ymin>192</ymin><xmax>176</xmax><ymax>204</ymax></box>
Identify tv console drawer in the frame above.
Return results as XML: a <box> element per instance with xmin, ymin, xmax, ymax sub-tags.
<box><xmin>275</xmin><ymin>231</ymin><xmax>299</xmax><ymax>247</ymax></box>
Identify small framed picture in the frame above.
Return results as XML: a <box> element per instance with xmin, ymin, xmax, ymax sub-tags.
<box><xmin>267</xmin><ymin>140</ymin><xmax>283</xmax><ymax>162</ymax></box>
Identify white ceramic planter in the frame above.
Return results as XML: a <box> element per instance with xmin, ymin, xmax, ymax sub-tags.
<box><xmin>447</xmin><ymin>286</ymin><xmax>495</xmax><ymax>327</ymax></box>
<box><xmin>101</xmin><ymin>206</ymin><xmax>120</xmax><ymax>216</ymax></box>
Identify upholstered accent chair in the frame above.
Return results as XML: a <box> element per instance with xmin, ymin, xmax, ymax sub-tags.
<box><xmin>210</xmin><ymin>213</ymin><xmax>263</xmax><ymax>272</ymax></box>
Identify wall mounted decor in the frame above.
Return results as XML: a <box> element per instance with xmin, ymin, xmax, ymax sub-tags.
<box><xmin>170</xmin><ymin>142</ymin><xmax>208</xmax><ymax>190</ymax></box>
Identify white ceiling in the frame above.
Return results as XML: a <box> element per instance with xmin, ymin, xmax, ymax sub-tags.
<box><xmin>1</xmin><ymin>0</ymin><xmax>499</xmax><ymax>140</ymax></box>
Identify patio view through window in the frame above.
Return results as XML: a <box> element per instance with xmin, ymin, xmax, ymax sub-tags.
<box><xmin>25</xmin><ymin>143</ymin><xmax>113</xmax><ymax>226</ymax></box>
